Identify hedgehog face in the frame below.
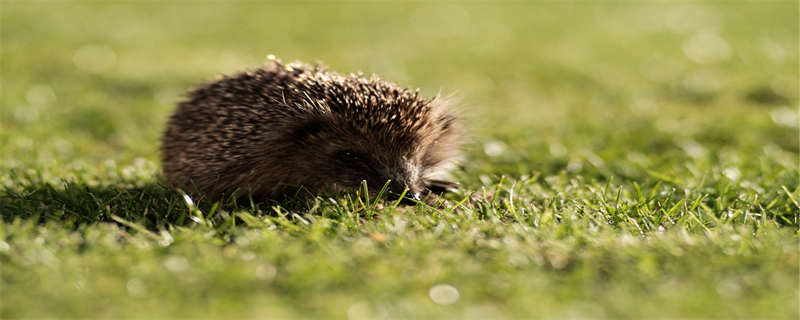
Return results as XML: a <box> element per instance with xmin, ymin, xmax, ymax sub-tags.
<box><xmin>324</xmin><ymin>146</ymin><xmax>424</xmax><ymax>200</ymax></box>
<box><xmin>286</xmin><ymin>119</ymin><xmax>425</xmax><ymax>200</ymax></box>
<box><xmin>285</xmin><ymin>107</ymin><xmax>461</xmax><ymax>202</ymax></box>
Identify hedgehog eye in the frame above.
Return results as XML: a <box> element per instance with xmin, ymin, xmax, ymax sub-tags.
<box><xmin>336</xmin><ymin>149</ymin><xmax>362</xmax><ymax>161</ymax></box>
<box><xmin>291</xmin><ymin>119</ymin><xmax>327</xmax><ymax>141</ymax></box>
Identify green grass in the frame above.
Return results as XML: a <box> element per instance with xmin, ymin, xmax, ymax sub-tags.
<box><xmin>1</xmin><ymin>1</ymin><xmax>798</xmax><ymax>318</ymax></box>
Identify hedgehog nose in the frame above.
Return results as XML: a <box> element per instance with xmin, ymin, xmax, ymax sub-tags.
<box><xmin>396</xmin><ymin>191</ymin><xmax>421</xmax><ymax>205</ymax></box>
<box><xmin>386</xmin><ymin>182</ymin><xmax>422</xmax><ymax>205</ymax></box>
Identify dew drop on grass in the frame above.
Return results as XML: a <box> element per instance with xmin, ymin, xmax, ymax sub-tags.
<box><xmin>769</xmin><ymin>107</ymin><xmax>798</xmax><ymax>128</ymax></box>
<box><xmin>182</xmin><ymin>194</ymin><xmax>195</xmax><ymax>207</ymax></box>
<box><xmin>677</xmin><ymin>139</ymin><xmax>707</xmax><ymax>159</ymax></box>
<box><xmin>255</xmin><ymin>264</ymin><xmax>277</xmax><ymax>281</ymax></box>
<box><xmin>682</xmin><ymin>31</ymin><xmax>731</xmax><ymax>64</ymax></box>
<box><xmin>483</xmin><ymin>140</ymin><xmax>506</xmax><ymax>157</ymax></box>
<box><xmin>429</xmin><ymin>284</ymin><xmax>460</xmax><ymax>305</ymax></box>
<box><xmin>164</xmin><ymin>256</ymin><xmax>189</xmax><ymax>273</ymax></box>
<box><xmin>126</xmin><ymin>278</ymin><xmax>146</xmax><ymax>297</ymax></box>
<box><xmin>548</xmin><ymin>141</ymin><xmax>567</xmax><ymax>157</ymax></box>
<box><xmin>723</xmin><ymin>168</ymin><xmax>741</xmax><ymax>181</ymax></box>
<box><xmin>158</xmin><ymin>230</ymin><xmax>174</xmax><ymax>247</ymax></box>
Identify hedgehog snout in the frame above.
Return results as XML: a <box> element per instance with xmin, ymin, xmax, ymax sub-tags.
<box><xmin>383</xmin><ymin>162</ymin><xmax>425</xmax><ymax>202</ymax></box>
<box><xmin>385</xmin><ymin>179</ymin><xmax>422</xmax><ymax>205</ymax></box>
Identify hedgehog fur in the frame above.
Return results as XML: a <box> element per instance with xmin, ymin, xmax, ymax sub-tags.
<box><xmin>162</xmin><ymin>58</ymin><xmax>463</xmax><ymax>202</ymax></box>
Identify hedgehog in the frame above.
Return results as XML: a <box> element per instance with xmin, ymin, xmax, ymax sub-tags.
<box><xmin>162</xmin><ymin>58</ymin><xmax>463</xmax><ymax>204</ymax></box>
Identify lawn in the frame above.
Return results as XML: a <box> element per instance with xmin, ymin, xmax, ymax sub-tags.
<box><xmin>1</xmin><ymin>1</ymin><xmax>798</xmax><ymax>318</ymax></box>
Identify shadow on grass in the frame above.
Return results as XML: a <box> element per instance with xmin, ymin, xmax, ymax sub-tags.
<box><xmin>1</xmin><ymin>181</ymin><xmax>183</xmax><ymax>228</ymax></box>
<box><xmin>3</xmin><ymin>174</ymin><xmax>796</xmax><ymax>232</ymax></box>
<box><xmin>0</xmin><ymin>181</ymin><xmax>312</xmax><ymax>230</ymax></box>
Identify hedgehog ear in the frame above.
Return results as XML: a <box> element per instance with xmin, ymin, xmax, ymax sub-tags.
<box><xmin>290</xmin><ymin>119</ymin><xmax>328</xmax><ymax>141</ymax></box>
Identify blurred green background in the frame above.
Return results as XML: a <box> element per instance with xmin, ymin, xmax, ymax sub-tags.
<box><xmin>1</xmin><ymin>1</ymin><xmax>797</xmax><ymax>318</ymax></box>
<box><xmin>3</xmin><ymin>2</ymin><xmax>796</xmax><ymax>171</ymax></box>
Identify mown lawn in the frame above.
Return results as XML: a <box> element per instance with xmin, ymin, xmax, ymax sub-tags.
<box><xmin>1</xmin><ymin>1</ymin><xmax>798</xmax><ymax>318</ymax></box>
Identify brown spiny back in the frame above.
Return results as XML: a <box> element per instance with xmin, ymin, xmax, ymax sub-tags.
<box><xmin>162</xmin><ymin>59</ymin><xmax>463</xmax><ymax>201</ymax></box>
